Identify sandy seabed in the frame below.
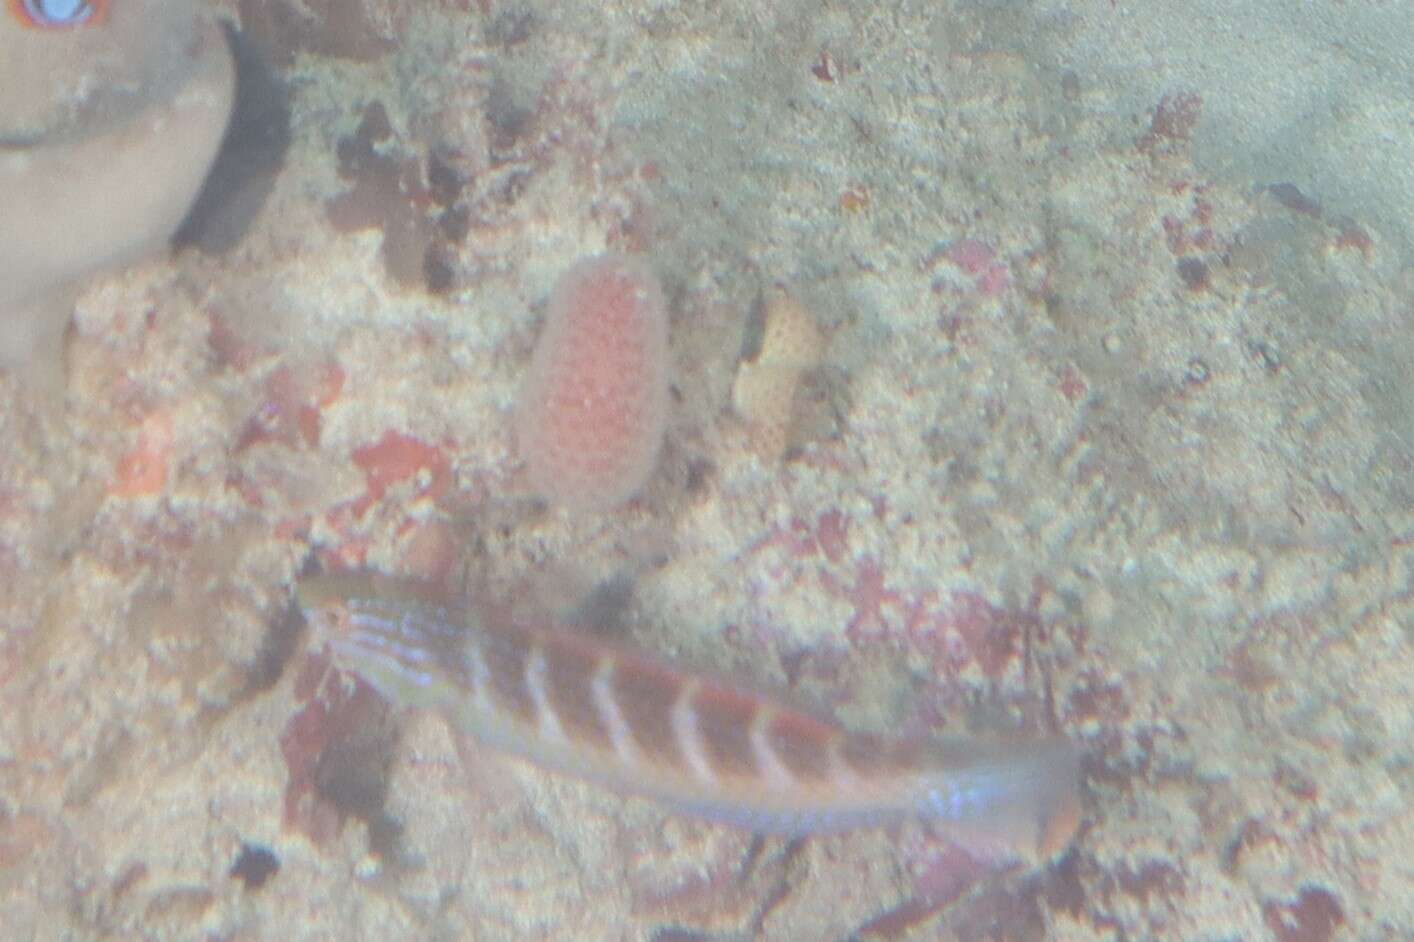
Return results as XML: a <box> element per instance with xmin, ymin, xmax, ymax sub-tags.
<box><xmin>1</xmin><ymin>1</ymin><xmax>1410</xmax><ymax>939</ymax></box>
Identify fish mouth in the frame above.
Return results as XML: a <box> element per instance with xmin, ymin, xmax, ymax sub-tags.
<box><xmin>0</xmin><ymin>78</ymin><xmax>176</xmax><ymax>150</ymax></box>
<box><xmin>1</xmin><ymin>7</ymin><xmax>228</xmax><ymax>150</ymax></box>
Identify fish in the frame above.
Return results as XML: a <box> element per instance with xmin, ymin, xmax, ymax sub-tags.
<box><xmin>6</xmin><ymin>0</ymin><xmax>107</xmax><ymax>30</ymax></box>
<box><xmin>296</xmin><ymin>571</ymin><xmax>1082</xmax><ymax>863</ymax></box>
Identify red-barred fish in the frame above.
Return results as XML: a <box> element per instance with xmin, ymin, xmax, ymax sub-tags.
<box><xmin>297</xmin><ymin>572</ymin><xmax>1082</xmax><ymax>864</ymax></box>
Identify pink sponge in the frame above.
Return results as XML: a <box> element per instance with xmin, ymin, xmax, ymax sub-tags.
<box><xmin>516</xmin><ymin>254</ymin><xmax>670</xmax><ymax>512</ymax></box>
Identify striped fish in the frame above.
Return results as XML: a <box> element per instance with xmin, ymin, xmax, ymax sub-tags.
<box><xmin>296</xmin><ymin>572</ymin><xmax>1081</xmax><ymax>863</ymax></box>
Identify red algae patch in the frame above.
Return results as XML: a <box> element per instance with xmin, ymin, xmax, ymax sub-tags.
<box><xmin>516</xmin><ymin>254</ymin><xmax>670</xmax><ymax>512</ymax></box>
<box><xmin>350</xmin><ymin>431</ymin><xmax>451</xmax><ymax>515</ymax></box>
<box><xmin>110</xmin><ymin>411</ymin><xmax>174</xmax><ymax>498</ymax></box>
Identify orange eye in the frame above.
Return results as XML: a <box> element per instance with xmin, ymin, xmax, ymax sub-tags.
<box><xmin>7</xmin><ymin>0</ymin><xmax>106</xmax><ymax>29</ymax></box>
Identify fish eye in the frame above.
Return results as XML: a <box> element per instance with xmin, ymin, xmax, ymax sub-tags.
<box><xmin>8</xmin><ymin>0</ymin><xmax>105</xmax><ymax>29</ymax></box>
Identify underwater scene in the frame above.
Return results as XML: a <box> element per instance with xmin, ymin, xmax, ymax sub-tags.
<box><xmin>1</xmin><ymin>1</ymin><xmax>1411</xmax><ymax>938</ymax></box>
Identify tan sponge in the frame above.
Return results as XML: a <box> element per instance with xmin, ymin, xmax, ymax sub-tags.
<box><xmin>732</xmin><ymin>287</ymin><xmax>825</xmax><ymax>460</ymax></box>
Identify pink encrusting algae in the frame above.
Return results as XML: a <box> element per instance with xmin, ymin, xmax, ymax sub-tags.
<box><xmin>297</xmin><ymin>572</ymin><xmax>1083</xmax><ymax>863</ymax></box>
<box><xmin>516</xmin><ymin>253</ymin><xmax>670</xmax><ymax>512</ymax></box>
